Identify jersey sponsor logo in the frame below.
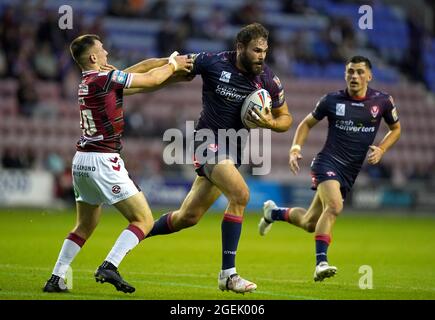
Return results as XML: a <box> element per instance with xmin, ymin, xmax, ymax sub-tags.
<box><xmin>351</xmin><ymin>102</ymin><xmax>364</xmax><ymax>107</ymax></box>
<box><xmin>336</xmin><ymin>103</ymin><xmax>346</xmax><ymax>116</ymax></box>
<box><xmin>278</xmin><ymin>90</ymin><xmax>285</xmax><ymax>105</ymax></box>
<box><xmin>215</xmin><ymin>84</ymin><xmax>247</xmax><ymax>102</ymax></box>
<box><xmin>223</xmin><ymin>250</ymin><xmax>236</xmax><ymax>255</ymax></box>
<box><xmin>326</xmin><ymin>171</ymin><xmax>336</xmax><ymax>177</ymax></box>
<box><xmin>370</xmin><ymin>105</ymin><xmax>379</xmax><ymax>118</ymax></box>
<box><xmin>109</xmin><ymin>157</ymin><xmax>121</xmax><ymax>171</ymax></box>
<box><xmin>335</xmin><ymin>120</ymin><xmax>375</xmax><ymax>133</ymax></box>
<box><xmin>72</xmin><ymin>171</ymin><xmax>89</xmax><ymax>178</ymax></box>
<box><xmin>219</xmin><ymin>71</ymin><xmax>231</xmax><ymax>83</ymax></box>
<box><xmin>188</xmin><ymin>53</ymin><xmax>198</xmax><ymax>61</ymax></box>
<box><xmin>273</xmin><ymin>75</ymin><xmax>283</xmax><ymax>90</ymax></box>
<box><xmin>111</xmin><ymin>70</ymin><xmax>127</xmax><ymax>84</ymax></box>
<box><xmin>112</xmin><ymin>185</ymin><xmax>121</xmax><ymax>194</ymax></box>
<box><xmin>78</xmin><ymin>84</ymin><xmax>88</xmax><ymax>95</ymax></box>
<box><xmin>72</xmin><ymin>164</ymin><xmax>96</xmax><ymax>171</ymax></box>
<box><xmin>391</xmin><ymin>107</ymin><xmax>399</xmax><ymax>121</ymax></box>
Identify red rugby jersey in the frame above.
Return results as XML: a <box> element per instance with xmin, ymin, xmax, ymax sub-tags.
<box><xmin>76</xmin><ymin>69</ymin><xmax>133</xmax><ymax>153</ymax></box>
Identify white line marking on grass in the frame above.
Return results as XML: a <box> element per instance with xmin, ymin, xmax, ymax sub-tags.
<box><xmin>0</xmin><ymin>264</ymin><xmax>321</xmax><ymax>300</ymax></box>
<box><xmin>126</xmin><ymin>279</ymin><xmax>322</xmax><ymax>300</ymax></box>
<box><xmin>0</xmin><ymin>290</ymin><xmax>138</xmax><ymax>300</ymax></box>
<box><xmin>1</xmin><ymin>264</ymin><xmax>434</xmax><ymax>294</ymax></box>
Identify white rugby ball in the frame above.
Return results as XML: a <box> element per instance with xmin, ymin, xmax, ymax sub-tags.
<box><xmin>241</xmin><ymin>88</ymin><xmax>272</xmax><ymax>129</ymax></box>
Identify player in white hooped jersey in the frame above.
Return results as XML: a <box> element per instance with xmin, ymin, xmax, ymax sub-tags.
<box><xmin>43</xmin><ymin>34</ymin><xmax>192</xmax><ymax>293</ymax></box>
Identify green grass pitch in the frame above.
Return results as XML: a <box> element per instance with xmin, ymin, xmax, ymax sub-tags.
<box><xmin>0</xmin><ymin>208</ymin><xmax>434</xmax><ymax>300</ymax></box>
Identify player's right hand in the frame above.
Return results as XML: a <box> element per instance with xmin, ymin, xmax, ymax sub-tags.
<box><xmin>289</xmin><ymin>149</ymin><xmax>302</xmax><ymax>175</ymax></box>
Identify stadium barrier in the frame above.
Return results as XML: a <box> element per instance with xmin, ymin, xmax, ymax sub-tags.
<box><xmin>0</xmin><ymin>171</ymin><xmax>430</xmax><ymax>212</ymax></box>
<box><xmin>351</xmin><ymin>187</ymin><xmax>414</xmax><ymax>210</ymax></box>
<box><xmin>138</xmin><ymin>177</ymin><xmax>430</xmax><ymax>212</ymax></box>
<box><xmin>0</xmin><ymin>170</ymin><xmax>55</xmax><ymax>207</ymax></box>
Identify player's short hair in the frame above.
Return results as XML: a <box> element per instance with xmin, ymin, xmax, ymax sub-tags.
<box><xmin>236</xmin><ymin>23</ymin><xmax>269</xmax><ymax>47</ymax></box>
<box><xmin>70</xmin><ymin>34</ymin><xmax>101</xmax><ymax>67</ymax></box>
<box><xmin>347</xmin><ymin>56</ymin><xmax>372</xmax><ymax>70</ymax></box>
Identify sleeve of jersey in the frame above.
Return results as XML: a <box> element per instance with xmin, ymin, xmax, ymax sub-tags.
<box><xmin>109</xmin><ymin>70</ymin><xmax>133</xmax><ymax>89</ymax></box>
<box><xmin>189</xmin><ymin>52</ymin><xmax>213</xmax><ymax>75</ymax></box>
<box><xmin>311</xmin><ymin>95</ymin><xmax>328</xmax><ymax>120</ymax></box>
<box><xmin>383</xmin><ymin>95</ymin><xmax>399</xmax><ymax>125</ymax></box>
<box><xmin>264</xmin><ymin>68</ymin><xmax>285</xmax><ymax>109</ymax></box>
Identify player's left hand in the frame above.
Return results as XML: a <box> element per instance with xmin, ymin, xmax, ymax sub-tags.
<box><xmin>247</xmin><ymin>107</ymin><xmax>276</xmax><ymax>129</ymax></box>
<box><xmin>367</xmin><ymin>145</ymin><xmax>384</xmax><ymax>165</ymax></box>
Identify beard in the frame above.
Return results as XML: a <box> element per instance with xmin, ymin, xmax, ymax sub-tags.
<box><xmin>239</xmin><ymin>51</ymin><xmax>263</xmax><ymax>76</ymax></box>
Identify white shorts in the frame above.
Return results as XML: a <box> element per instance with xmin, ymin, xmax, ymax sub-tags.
<box><xmin>72</xmin><ymin>151</ymin><xmax>140</xmax><ymax>205</ymax></box>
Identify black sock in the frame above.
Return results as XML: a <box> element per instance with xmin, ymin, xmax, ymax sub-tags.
<box><xmin>221</xmin><ymin>213</ymin><xmax>243</xmax><ymax>270</ymax></box>
<box><xmin>315</xmin><ymin>234</ymin><xmax>331</xmax><ymax>265</ymax></box>
<box><xmin>146</xmin><ymin>212</ymin><xmax>174</xmax><ymax>238</ymax></box>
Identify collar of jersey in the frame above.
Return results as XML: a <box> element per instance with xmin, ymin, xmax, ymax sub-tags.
<box><xmin>345</xmin><ymin>88</ymin><xmax>370</xmax><ymax>101</ymax></box>
<box><xmin>82</xmin><ymin>70</ymin><xmax>100</xmax><ymax>76</ymax></box>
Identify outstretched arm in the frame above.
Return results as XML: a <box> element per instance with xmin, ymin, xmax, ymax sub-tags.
<box><xmin>127</xmin><ymin>53</ymin><xmax>192</xmax><ymax>90</ymax></box>
<box><xmin>367</xmin><ymin>121</ymin><xmax>401</xmax><ymax>165</ymax></box>
<box><xmin>124</xmin><ymin>71</ymin><xmax>195</xmax><ymax>95</ymax></box>
<box><xmin>289</xmin><ymin>114</ymin><xmax>319</xmax><ymax>174</ymax></box>
<box><xmin>123</xmin><ymin>58</ymin><xmax>169</xmax><ymax>73</ymax></box>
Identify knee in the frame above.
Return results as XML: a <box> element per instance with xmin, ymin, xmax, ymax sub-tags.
<box><xmin>229</xmin><ymin>188</ymin><xmax>250</xmax><ymax>208</ymax></box>
<box><xmin>325</xmin><ymin>201</ymin><xmax>343</xmax><ymax>216</ymax></box>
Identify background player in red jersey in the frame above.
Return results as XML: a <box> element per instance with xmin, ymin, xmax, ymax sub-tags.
<box><xmin>259</xmin><ymin>56</ymin><xmax>401</xmax><ymax>282</ymax></box>
<box><xmin>43</xmin><ymin>34</ymin><xmax>192</xmax><ymax>293</ymax></box>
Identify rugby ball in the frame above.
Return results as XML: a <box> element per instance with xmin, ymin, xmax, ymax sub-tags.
<box><xmin>241</xmin><ymin>88</ymin><xmax>272</xmax><ymax>129</ymax></box>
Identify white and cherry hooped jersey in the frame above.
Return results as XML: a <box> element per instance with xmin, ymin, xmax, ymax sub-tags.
<box><xmin>72</xmin><ymin>70</ymin><xmax>139</xmax><ymax>205</ymax></box>
<box><xmin>76</xmin><ymin>69</ymin><xmax>133</xmax><ymax>153</ymax></box>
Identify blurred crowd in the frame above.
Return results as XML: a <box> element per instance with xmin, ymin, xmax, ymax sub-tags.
<box><xmin>1</xmin><ymin>0</ymin><xmax>435</xmax><ymax>204</ymax></box>
<box><xmin>1</xmin><ymin>0</ymin><xmax>434</xmax><ymax>90</ymax></box>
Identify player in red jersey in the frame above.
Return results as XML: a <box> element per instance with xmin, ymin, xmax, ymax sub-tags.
<box><xmin>43</xmin><ymin>34</ymin><xmax>192</xmax><ymax>293</ymax></box>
